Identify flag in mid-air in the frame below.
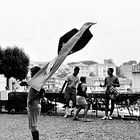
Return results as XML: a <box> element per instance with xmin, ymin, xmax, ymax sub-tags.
<box><xmin>58</xmin><ymin>25</ymin><xmax>94</xmax><ymax>55</ymax></box>
<box><xmin>27</xmin><ymin>22</ymin><xmax>96</xmax><ymax>91</ymax></box>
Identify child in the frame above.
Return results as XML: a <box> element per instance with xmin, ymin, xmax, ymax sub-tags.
<box><xmin>27</xmin><ymin>66</ymin><xmax>45</xmax><ymax>140</ymax></box>
<box><xmin>73</xmin><ymin>76</ymin><xmax>91</xmax><ymax>122</ymax></box>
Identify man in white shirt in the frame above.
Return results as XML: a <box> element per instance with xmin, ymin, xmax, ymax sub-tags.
<box><xmin>60</xmin><ymin>66</ymin><xmax>80</xmax><ymax>117</ymax></box>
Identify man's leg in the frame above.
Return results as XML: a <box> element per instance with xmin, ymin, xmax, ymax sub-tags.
<box><xmin>110</xmin><ymin>99</ymin><xmax>115</xmax><ymax>116</ymax></box>
<box><xmin>64</xmin><ymin>92</ymin><xmax>70</xmax><ymax>117</ymax></box>
<box><xmin>28</xmin><ymin>109</ymin><xmax>40</xmax><ymax>140</ymax></box>
<box><xmin>73</xmin><ymin>106</ymin><xmax>81</xmax><ymax>120</ymax></box>
<box><xmin>82</xmin><ymin>104</ymin><xmax>91</xmax><ymax>122</ymax></box>
<box><xmin>101</xmin><ymin>98</ymin><xmax>109</xmax><ymax>120</ymax></box>
<box><xmin>83</xmin><ymin>104</ymin><xmax>89</xmax><ymax>118</ymax></box>
<box><xmin>105</xmin><ymin>98</ymin><xmax>109</xmax><ymax>117</ymax></box>
<box><xmin>71</xmin><ymin>93</ymin><xmax>76</xmax><ymax>116</ymax></box>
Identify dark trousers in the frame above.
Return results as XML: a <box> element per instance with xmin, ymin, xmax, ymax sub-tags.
<box><xmin>105</xmin><ymin>97</ymin><xmax>115</xmax><ymax>116</ymax></box>
<box><xmin>65</xmin><ymin>87</ymin><xmax>76</xmax><ymax>107</ymax></box>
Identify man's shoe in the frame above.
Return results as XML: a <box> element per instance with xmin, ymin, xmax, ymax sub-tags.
<box><xmin>108</xmin><ymin>116</ymin><xmax>113</xmax><ymax>120</ymax></box>
<box><xmin>101</xmin><ymin>116</ymin><xmax>108</xmax><ymax>120</ymax></box>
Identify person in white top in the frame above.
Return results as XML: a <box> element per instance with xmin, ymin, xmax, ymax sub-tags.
<box><xmin>60</xmin><ymin>66</ymin><xmax>80</xmax><ymax>117</ymax></box>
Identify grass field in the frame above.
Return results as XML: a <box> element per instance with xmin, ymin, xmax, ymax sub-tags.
<box><xmin>0</xmin><ymin>112</ymin><xmax>140</xmax><ymax>140</ymax></box>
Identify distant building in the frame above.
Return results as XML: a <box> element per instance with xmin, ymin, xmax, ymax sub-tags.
<box><xmin>132</xmin><ymin>64</ymin><xmax>140</xmax><ymax>92</ymax></box>
<box><xmin>44</xmin><ymin>76</ymin><xmax>65</xmax><ymax>92</ymax></box>
<box><xmin>86</xmin><ymin>77</ymin><xmax>105</xmax><ymax>92</ymax></box>
<box><xmin>118</xmin><ymin>78</ymin><xmax>132</xmax><ymax>92</ymax></box>
<box><xmin>120</xmin><ymin>65</ymin><xmax>132</xmax><ymax>79</ymax></box>
<box><xmin>56</xmin><ymin>64</ymin><xmax>70</xmax><ymax>74</ymax></box>
<box><xmin>104</xmin><ymin>59</ymin><xmax>114</xmax><ymax>65</ymax></box>
<box><xmin>68</xmin><ymin>63</ymin><xmax>90</xmax><ymax>78</ymax></box>
<box><xmin>89</xmin><ymin>63</ymin><xmax>116</xmax><ymax>80</ymax></box>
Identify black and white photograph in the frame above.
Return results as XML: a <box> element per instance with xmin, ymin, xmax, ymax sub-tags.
<box><xmin>0</xmin><ymin>0</ymin><xmax>140</xmax><ymax>139</ymax></box>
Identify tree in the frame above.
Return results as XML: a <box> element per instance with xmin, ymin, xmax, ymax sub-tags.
<box><xmin>1</xmin><ymin>46</ymin><xmax>30</xmax><ymax>89</ymax></box>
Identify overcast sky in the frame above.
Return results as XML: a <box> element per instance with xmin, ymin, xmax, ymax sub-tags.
<box><xmin>0</xmin><ymin>0</ymin><xmax>140</xmax><ymax>66</ymax></box>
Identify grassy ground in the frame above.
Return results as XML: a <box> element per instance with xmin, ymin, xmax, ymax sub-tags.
<box><xmin>0</xmin><ymin>111</ymin><xmax>140</xmax><ymax>140</ymax></box>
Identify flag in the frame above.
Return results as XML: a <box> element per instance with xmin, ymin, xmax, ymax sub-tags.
<box><xmin>58</xmin><ymin>23</ymin><xmax>96</xmax><ymax>55</ymax></box>
<box><xmin>27</xmin><ymin>22</ymin><xmax>95</xmax><ymax>91</ymax></box>
<box><xmin>58</xmin><ymin>28</ymin><xmax>78</xmax><ymax>54</ymax></box>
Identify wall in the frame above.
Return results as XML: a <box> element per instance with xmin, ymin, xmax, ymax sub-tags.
<box><xmin>132</xmin><ymin>72</ymin><xmax>140</xmax><ymax>91</ymax></box>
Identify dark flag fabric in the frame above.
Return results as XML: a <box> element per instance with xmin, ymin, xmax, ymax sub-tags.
<box><xmin>58</xmin><ymin>28</ymin><xmax>78</xmax><ymax>54</ymax></box>
<box><xmin>58</xmin><ymin>23</ymin><xmax>95</xmax><ymax>55</ymax></box>
<box><xmin>27</xmin><ymin>22</ymin><xmax>95</xmax><ymax>91</ymax></box>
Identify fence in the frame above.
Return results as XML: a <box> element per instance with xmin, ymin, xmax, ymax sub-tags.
<box><xmin>1</xmin><ymin>91</ymin><xmax>140</xmax><ymax>118</ymax></box>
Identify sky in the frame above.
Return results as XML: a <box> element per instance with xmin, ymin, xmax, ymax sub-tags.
<box><xmin>0</xmin><ymin>0</ymin><xmax>140</xmax><ymax>66</ymax></box>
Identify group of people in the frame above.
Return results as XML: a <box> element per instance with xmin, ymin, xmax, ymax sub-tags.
<box><xmin>27</xmin><ymin>66</ymin><xmax>120</xmax><ymax>140</ymax></box>
<box><xmin>60</xmin><ymin>66</ymin><xmax>120</xmax><ymax>121</ymax></box>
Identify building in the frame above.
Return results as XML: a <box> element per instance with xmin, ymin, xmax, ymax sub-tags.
<box><xmin>89</xmin><ymin>63</ymin><xmax>116</xmax><ymax>80</ymax></box>
<box><xmin>120</xmin><ymin>65</ymin><xmax>133</xmax><ymax>79</ymax></box>
<box><xmin>44</xmin><ymin>76</ymin><xmax>65</xmax><ymax>92</ymax></box>
<box><xmin>86</xmin><ymin>76</ymin><xmax>105</xmax><ymax>92</ymax></box>
<box><xmin>132</xmin><ymin>64</ymin><xmax>140</xmax><ymax>92</ymax></box>
<box><xmin>68</xmin><ymin>63</ymin><xmax>90</xmax><ymax>78</ymax></box>
<box><xmin>118</xmin><ymin>78</ymin><xmax>132</xmax><ymax>93</ymax></box>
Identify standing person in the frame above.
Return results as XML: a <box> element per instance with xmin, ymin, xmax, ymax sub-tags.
<box><xmin>100</xmin><ymin>68</ymin><xmax>120</xmax><ymax>120</ymax></box>
<box><xmin>73</xmin><ymin>76</ymin><xmax>91</xmax><ymax>122</ymax></box>
<box><xmin>27</xmin><ymin>66</ymin><xmax>45</xmax><ymax>140</ymax></box>
<box><xmin>60</xmin><ymin>66</ymin><xmax>80</xmax><ymax>118</ymax></box>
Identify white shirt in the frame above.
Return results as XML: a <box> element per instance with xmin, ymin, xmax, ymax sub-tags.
<box><xmin>65</xmin><ymin>74</ymin><xmax>79</xmax><ymax>89</ymax></box>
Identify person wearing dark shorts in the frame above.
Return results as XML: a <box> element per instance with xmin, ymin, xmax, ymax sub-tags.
<box><xmin>60</xmin><ymin>66</ymin><xmax>80</xmax><ymax>117</ymax></box>
<box><xmin>100</xmin><ymin>68</ymin><xmax>120</xmax><ymax>120</ymax></box>
<box><xmin>73</xmin><ymin>76</ymin><xmax>91</xmax><ymax>122</ymax></box>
